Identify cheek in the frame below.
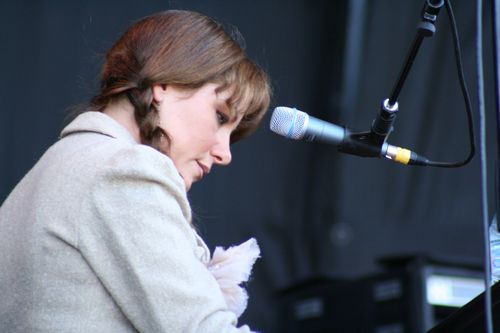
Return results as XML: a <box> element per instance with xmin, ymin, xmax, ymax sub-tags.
<box><xmin>170</xmin><ymin>131</ymin><xmax>217</xmax><ymax>159</ymax></box>
<box><xmin>162</xmin><ymin>111</ymin><xmax>219</xmax><ymax>157</ymax></box>
<box><xmin>191</xmin><ymin>124</ymin><xmax>219</xmax><ymax>147</ymax></box>
<box><xmin>192</xmin><ymin>136</ymin><xmax>217</xmax><ymax>154</ymax></box>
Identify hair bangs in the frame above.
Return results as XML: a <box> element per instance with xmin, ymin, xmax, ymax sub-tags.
<box><xmin>214</xmin><ymin>59</ymin><xmax>271</xmax><ymax>143</ymax></box>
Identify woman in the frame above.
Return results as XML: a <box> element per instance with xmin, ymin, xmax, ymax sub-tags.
<box><xmin>0</xmin><ymin>10</ymin><xmax>271</xmax><ymax>333</ymax></box>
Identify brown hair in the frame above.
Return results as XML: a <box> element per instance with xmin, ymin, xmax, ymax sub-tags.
<box><xmin>90</xmin><ymin>10</ymin><xmax>271</xmax><ymax>148</ymax></box>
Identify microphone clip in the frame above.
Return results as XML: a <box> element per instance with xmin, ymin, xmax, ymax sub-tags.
<box><xmin>338</xmin><ymin>98</ymin><xmax>399</xmax><ymax>158</ymax></box>
<box><xmin>371</xmin><ymin>98</ymin><xmax>399</xmax><ymax>145</ymax></box>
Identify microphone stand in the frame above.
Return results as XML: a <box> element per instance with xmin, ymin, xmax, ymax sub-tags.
<box><xmin>493</xmin><ymin>0</ymin><xmax>500</xmax><ymax>231</ymax></box>
<box><xmin>339</xmin><ymin>0</ymin><xmax>445</xmax><ymax>159</ymax></box>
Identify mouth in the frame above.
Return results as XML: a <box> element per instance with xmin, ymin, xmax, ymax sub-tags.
<box><xmin>196</xmin><ymin>162</ymin><xmax>210</xmax><ymax>180</ymax></box>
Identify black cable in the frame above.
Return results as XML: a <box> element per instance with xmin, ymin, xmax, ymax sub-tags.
<box><xmin>423</xmin><ymin>0</ymin><xmax>476</xmax><ymax>168</ymax></box>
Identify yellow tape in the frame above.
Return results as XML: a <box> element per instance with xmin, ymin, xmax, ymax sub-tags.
<box><xmin>395</xmin><ymin>147</ymin><xmax>411</xmax><ymax>164</ymax></box>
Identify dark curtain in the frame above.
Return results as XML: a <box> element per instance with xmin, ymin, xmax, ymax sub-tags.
<box><xmin>309</xmin><ymin>0</ymin><xmax>496</xmax><ymax>278</ymax></box>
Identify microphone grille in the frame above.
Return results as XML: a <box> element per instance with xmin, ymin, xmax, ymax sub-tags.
<box><xmin>269</xmin><ymin>106</ymin><xmax>308</xmax><ymax>139</ymax></box>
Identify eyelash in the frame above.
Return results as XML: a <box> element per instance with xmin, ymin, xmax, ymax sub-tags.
<box><xmin>216</xmin><ymin>111</ymin><xmax>229</xmax><ymax>125</ymax></box>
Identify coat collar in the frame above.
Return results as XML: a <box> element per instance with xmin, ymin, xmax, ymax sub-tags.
<box><xmin>60</xmin><ymin>111</ymin><xmax>137</xmax><ymax>144</ymax></box>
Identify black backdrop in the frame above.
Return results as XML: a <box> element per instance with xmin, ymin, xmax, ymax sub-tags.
<box><xmin>1</xmin><ymin>1</ymin><xmax>498</xmax><ymax>332</ymax></box>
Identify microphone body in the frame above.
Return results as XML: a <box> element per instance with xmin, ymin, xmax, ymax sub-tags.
<box><xmin>270</xmin><ymin>106</ymin><xmax>429</xmax><ymax>166</ymax></box>
<box><xmin>302</xmin><ymin>115</ymin><xmax>346</xmax><ymax>145</ymax></box>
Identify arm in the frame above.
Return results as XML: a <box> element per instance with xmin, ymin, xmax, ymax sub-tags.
<box><xmin>78</xmin><ymin>145</ymin><xmax>252</xmax><ymax>333</ymax></box>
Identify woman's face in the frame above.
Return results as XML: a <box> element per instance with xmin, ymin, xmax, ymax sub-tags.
<box><xmin>152</xmin><ymin>83</ymin><xmax>241</xmax><ymax>190</ymax></box>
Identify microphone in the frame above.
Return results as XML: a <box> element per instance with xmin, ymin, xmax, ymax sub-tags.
<box><xmin>270</xmin><ymin>106</ymin><xmax>429</xmax><ymax>166</ymax></box>
<box><xmin>269</xmin><ymin>106</ymin><xmax>345</xmax><ymax>145</ymax></box>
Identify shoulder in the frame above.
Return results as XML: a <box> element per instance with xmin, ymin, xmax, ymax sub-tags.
<box><xmin>92</xmin><ymin>143</ymin><xmax>189</xmax><ymax>213</ymax></box>
<box><xmin>102</xmin><ymin>143</ymin><xmax>184</xmax><ymax>190</ymax></box>
<box><xmin>78</xmin><ymin>142</ymin><xmax>196</xmax><ymax>253</ymax></box>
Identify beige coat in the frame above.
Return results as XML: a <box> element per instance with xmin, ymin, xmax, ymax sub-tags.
<box><xmin>0</xmin><ymin>112</ymin><xmax>251</xmax><ymax>332</ymax></box>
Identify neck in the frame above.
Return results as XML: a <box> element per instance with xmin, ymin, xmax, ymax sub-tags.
<box><xmin>102</xmin><ymin>97</ymin><xmax>141</xmax><ymax>143</ymax></box>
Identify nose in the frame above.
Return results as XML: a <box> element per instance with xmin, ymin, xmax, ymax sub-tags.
<box><xmin>211</xmin><ymin>132</ymin><xmax>232</xmax><ymax>166</ymax></box>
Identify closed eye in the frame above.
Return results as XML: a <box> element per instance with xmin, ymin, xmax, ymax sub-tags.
<box><xmin>216</xmin><ymin>110</ymin><xmax>229</xmax><ymax>125</ymax></box>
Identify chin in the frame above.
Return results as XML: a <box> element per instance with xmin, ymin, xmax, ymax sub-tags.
<box><xmin>178</xmin><ymin>171</ymin><xmax>192</xmax><ymax>191</ymax></box>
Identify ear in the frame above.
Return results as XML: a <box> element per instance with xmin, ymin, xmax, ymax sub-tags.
<box><xmin>152</xmin><ymin>84</ymin><xmax>167</xmax><ymax>103</ymax></box>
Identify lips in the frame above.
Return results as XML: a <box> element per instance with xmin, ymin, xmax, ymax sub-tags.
<box><xmin>196</xmin><ymin>162</ymin><xmax>210</xmax><ymax>180</ymax></box>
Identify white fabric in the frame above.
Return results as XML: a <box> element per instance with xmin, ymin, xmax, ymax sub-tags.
<box><xmin>208</xmin><ymin>238</ymin><xmax>261</xmax><ymax>317</ymax></box>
